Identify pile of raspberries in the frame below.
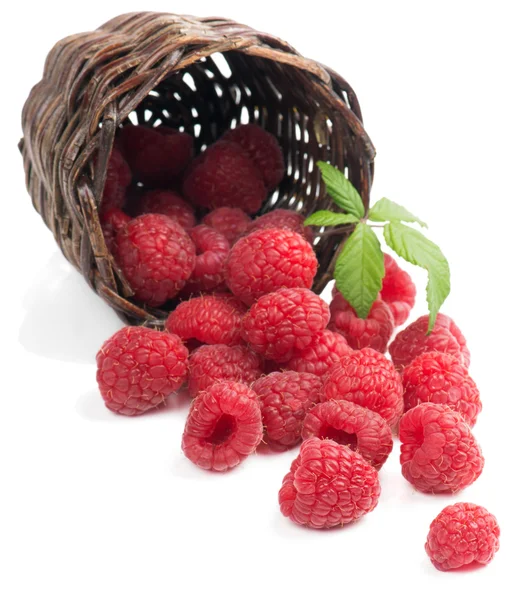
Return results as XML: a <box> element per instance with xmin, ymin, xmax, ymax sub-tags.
<box><xmin>95</xmin><ymin>122</ymin><xmax>499</xmax><ymax>572</ymax></box>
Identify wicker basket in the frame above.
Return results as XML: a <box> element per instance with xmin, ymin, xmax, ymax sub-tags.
<box><xmin>20</xmin><ymin>11</ymin><xmax>375</xmax><ymax>325</ymax></box>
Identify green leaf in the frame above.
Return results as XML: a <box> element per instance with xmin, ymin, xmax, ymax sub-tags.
<box><xmin>304</xmin><ymin>211</ymin><xmax>359</xmax><ymax>227</ymax></box>
<box><xmin>369</xmin><ymin>197</ymin><xmax>428</xmax><ymax>228</ymax></box>
<box><xmin>334</xmin><ymin>222</ymin><xmax>384</xmax><ymax>319</ymax></box>
<box><xmin>383</xmin><ymin>222</ymin><xmax>450</xmax><ymax>331</ymax></box>
<box><xmin>317</xmin><ymin>162</ymin><xmax>365</xmax><ymax>219</ymax></box>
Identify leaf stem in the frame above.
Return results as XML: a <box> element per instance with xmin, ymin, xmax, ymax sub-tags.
<box><xmin>316</xmin><ymin>226</ymin><xmax>355</xmax><ymax>238</ymax></box>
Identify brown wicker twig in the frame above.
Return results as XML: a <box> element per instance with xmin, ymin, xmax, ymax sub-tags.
<box><xmin>20</xmin><ymin>11</ymin><xmax>375</xmax><ymax>325</ymax></box>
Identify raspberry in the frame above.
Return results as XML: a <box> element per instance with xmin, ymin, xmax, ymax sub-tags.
<box><xmin>100</xmin><ymin>148</ymin><xmax>132</xmax><ymax>213</ymax></box>
<box><xmin>166</xmin><ymin>294</ymin><xmax>246</xmax><ymax>346</ymax></box>
<box><xmin>113</xmin><ymin>214</ymin><xmax>196</xmax><ymax>306</ymax></box>
<box><xmin>119</xmin><ymin>124</ymin><xmax>194</xmax><ymax>186</ymax></box>
<box><xmin>136</xmin><ymin>190</ymin><xmax>196</xmax><ymax>230</ymax></box>
<box><xmin>329</xmin><ymin>291</ymin><xmax>395</xmax><ymax>353</ymax></box>
<box><xmin>182</xmin><ymin>141</ymin><xmax>266</xmax><ymax>214</ymax></box>
<box><xmin>302</xmin><ymin>400</ymin><xmax>393</xmax><ymax>469</ymax></box>
<box><xmin>181</xmin><ymin>225</ymin><xmax>230</xmax><ymax>294</ymax></box>
<box><xmin>425</xmin><ymin>503</ymin><xmax>500</xmax><ymax>571</ymax></box>
<box><xmin>399</xmin><ymin>403</ymin><xmax>484</xmax><ymax>493</ymax></box>
<box><xmin>222</xmin><ymin>124</ymin><xmax>284</xmax><ymax>190</ymax></box>
<box><xmin>402</xmin><ymin>351</ymin><xmax>481</xmax><ymax>426</ymax></box>
<box><xmin>321</xmin><ymin>348</ymin><xmax>404</xmax><ymax>426</ymax></box>
<box><xmin>286</xmin><ymin>330</ymin><xmax>352</xmax><ymax>378</ymax></box>
<box><xmin>96</xmin><ymin>326</ymin><xmax>189</xmax><ymax>416</ymax></box>
<box><xmin>247</xmin><ymin>209</ymin><xmax>313</xmax><ymax>242</ymax></box>
<box><xmin>201</xmin><ymin>207</ymin><xmax>252</xmax><ymax>245</ymax></box>
<box><xmin>278</xmin><ymin>438</ymin><xmax>380</xmax><ymax>529</ymax></box>
<box><xmin>181</xmin><ymin>381</ymin><xmax>263</xmax><ymax>471</ymax></box>
<box><xmin>242</xmin><ymin>288</ymin><xmax>330</xmax><ymax>362</ymax></box>
<box><xmin>100</xmin><ymin>208</ymin><xmax>130</xmax><ymax>253</ymax></box>
<box><xmin>225</xmin><ymin>229</ymin><xmax>318</xmax><ymax>306</ymax></box>
<box><xmin>389</xmin><ymin>313</ymin><xmax>469</xmax><ymax>371</ymax></box>
<box><xmin>251</xmin><ymin>371</ymin><xmax>322</xmax><ymax>450</ymax></box>
<box><xmin>381</xmin><ymin>254</ymin><xmax>416</xmax><ymax>326</ymax></box>
<box><xmin>188</xmin><ymin>344</ymin><xmax>263</xmax><ymax>397</ymax></box>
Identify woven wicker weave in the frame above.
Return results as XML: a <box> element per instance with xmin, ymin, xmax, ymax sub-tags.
<box><xmin>20</xmin><ymin>11</ymin><xmax>375</xmax><ymax>325</ymax></box>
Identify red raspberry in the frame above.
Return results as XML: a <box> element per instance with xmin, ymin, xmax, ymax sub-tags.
<box><xmin>399</xmin><ymin>403</ymin><xmax>484</xmax><ymax>493</ymax></box>
<box><xmin>136</xmin><ymin>190</ymin><xmax>196</xmax><ymax>230</ymax></box>
<box><xmin>302</xmin><ymin>400</ymin><xmax>393</xmax><ymax>469</ymax></box>
<box><xmin>182</xmin><ymin>141</ymin><xmax>266</xmax><ymax>214</ymax></box>
<box><xmin>96</xmin><ymin>326</ymin><xmax>189</xmax><ymax>416</ymax></box>
<box><xmin>389</xmin><ymin>313</ymin><xmax>469</xmax><ymax>371</ymax></box>
<box><xmin>381</xmin><ymin>254</ymin><xmax>416</xmax><ymax>326</ymax></box>
<box><xmin>181</xmin><ymin>225</ymin><xmax>230</xmax><ymax>294</ymax></box>
<box><xmin>278</xmin><ymin>438</ymin><xmax>381</xmax><ymax>529</ymax></box>
<box><xmin>119</xmin><ymin>124</ymin><xmax>194</xmax><ymax>186</ymax></box>
<box><xmin>329</xmin><ymin>291</ymin><xmax>395</xmax><ymax>354</ymax></box>
<box><xmin>251</xmin><ymin>371</ymin><xmax>322</xmax><ymax>450</ymax></box>
<box><xmin>181</xmin><ymin>381</ymin><xmax>263</xmax><ymax>472</ymax></box>
<box><xmin>402</xmin><ymin>351</ymin><xmax>481</xmax><ymax>426</ymax></box>
<box><xmin>100</xmin><ymin>148</ymin><xmax>132</xmax><ymax>213</ymax></box>
<box><xmin>247</xmin><ymin>209</ymin><xmax>314</xmax><ymax>242</ymax></box>
<box><xmin>436</xmin><ymin>313</ymin><xmax>471</xmax><ymax>366</ymax></box>
<box><xmin>321</xmin><ymin>348</ymin><xmax>404</xmax><ymax>426</ymax></box>
<box><xmin>225</xmin><ymin>229</ymin><xmax>318</xmax><ymax>306</ymax></box>
<box><xmin>201</xmin><ymin>207</ymin><xmax>252</xmax><ymax>245</ymax></box>
<box><xmin>425</xmin><ymin>503</ymin><xmax>500</xmax><ymax>571</ymax></box>
<box><xmin>166</xmin><ymin>294</ymin><xmax>246</xmax><ymax>346</ymax></box>
<box><xmin>286</xmin><ymin>329</ymin><xmax>352</xmax><ymax>378</ymax></box>
<box><xmin>113</xmin><ymin>214</ymin><xmax>196</xmax><ymax>306</ymax></box>
<box><xmin>242</xmin><ymin>288</ymin><xmax>330</xmax><ymax>362</ymax></box>
<box><xmin>100</xmin><ymin>208</ymin><xmax>130</xmax><ymax>253</ymax></box>
<box><xmin>188</xmin><ymin>344</ymin><xmax>263</xmax><ymax>397</ymax></box>
<box><xmin>222</xmin><ymin>124</ymin><xmax>284</xmax><ymax>190</ymax></box>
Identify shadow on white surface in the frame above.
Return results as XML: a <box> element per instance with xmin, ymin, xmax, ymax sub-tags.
<box><xmin>19</xmin><ymin>252</ymin><xmax>122</xmax><ymax>364</ymax></box>
<box><xmin>76</xmin><ymin>388</ymin><xmax>192</xmax><ymax>423</ymax></box>
<box><xmin>271</xmin><ymin>510</ymin><xmax>364</xmax><ymax>538</ymax></box>
<box><xmin>76</xmin><ymin>389</ymin><xmax>119</xmax><ymax>422</ymax></box>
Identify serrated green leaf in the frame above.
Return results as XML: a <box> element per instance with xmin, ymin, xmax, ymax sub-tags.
<box><xmin>317</xmin><ymin>162</ymin><xmax>365</xmax><ymax>219</ymax></box>
<box><xmin>334</xmin><ymin>222</ymin><xmax>384</xmax><ymax>319</ymax></box>
<box><xmin>304</xmin><ymin>211</ymin><xmax>359</xmax><ymax>227</ymax></box>
<box><xmin>383</xmin><ymin>222</ymin><xmax>450</xmax><ymax>331</ymax></box>
<box><xmin>369</xmin><ymin>197</ymin><xmax>428</xmax><ymax>228</ymax></box>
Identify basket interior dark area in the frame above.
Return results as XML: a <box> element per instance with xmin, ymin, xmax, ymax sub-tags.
<box><xmin>20</xmin><ymin>12</ymin><xmax>375</xmax><ymax>325</ymax></box>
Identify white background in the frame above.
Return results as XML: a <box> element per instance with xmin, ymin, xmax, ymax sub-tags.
<box><xmin>1</xmin><ymin>1</ymin><xmax>517</xmax><ymax>598</ymax></box>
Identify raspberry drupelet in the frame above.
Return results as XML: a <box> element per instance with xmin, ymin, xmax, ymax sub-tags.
<box><xmin>181</xmin><ymin>381</ymin><xmax>263</xmax><ymax>472</ymax></box>
<box><xmin>181</xmin><ymin>225</ymin><xmax>230</xmax><ymax>294</ymax></box>
<box><xmin>399</xmin><ymin>403</ymin><xmax>484</xmax><ymax>493</ymax></box>
<box><xmin>135</xmin><ymin>190</ymin><xmax>196</xmax><ymax>230</ymax></box>
<box><xmin>201</xmin><ymin>207</ymin><xmax>252</xmax><ymax>245</ymax></box>
<box><xmin>182</xmin><ymin>141</ymin><xmax>266</xmax><ymax>214</ymax></box>
<box><xmin>389</xmin><ymin>313</ymin><xmax>470</xmax><ymax>371</ymax></box>
<box><xmin>96</xmin><ymin>326</ymin><xmax>189</xmax><ymax>416</ymax></box>
<box><xmin>166</xmin><ymin>294</ymin><xmax>246</xmax><ymax>347</ymax></box>
<box><xmin>425</xmin><ymin>503</ymin><xmax>500</xmax><ymax>571</ymax></box>
<box><xmin>329</xmin><ymin>291</ymin><xmax>395</xmax><ymax>354</ymax></box>
<box><xmin>302</xmin><ymin>400</ymin><xmax>393</xmax><ymax>469</ymax></box>
<box><xmin>402</xmin><ymin>351</ymin><xmax>481</xmax><ymax>426</ymax></box>
<box><xmin>380</xmin><ymin>253</ymin><xmax>416</xmax><ymax>326</ymax></box>
<box><xmin>278</xmin><ymin>438</ymin><xmax>381</xmax><ymax>529</ymax></box>
<box><xmin>187</xmin><ymin>344</ymin><xmax>264</xmax><ymax>397</ymax></box>
<box><xmin>222</xmin><ymin>123</ymin><xmax>285</xmax><ymax>190</ymax></box>
<box><xmin>242</xmin><ymin>288</ymin><xmax>330</xmax><ymax>362</ymax></box>
<box><xmin>321</xmin><ymin>348</ymin><xmax>404</xmax><ymax>427</ymax></box>
<box><xmin>251</xmin><ymin>371</ymin><xmax>322</xmax><ymax>450</ymax></box>
<box><xmin>113</xmin><ymin>214</ymin><xmax>196</xmax><ymax>306</ymax></box>
<box><xmin>286</xmin><ymin>329</ymin><xmax>351</xmax><ymax>378</ymax></box>
<box><xmin>225</xmin><ymin>228</ymin><xmax>318</xmax><ymax>306</ymax></box>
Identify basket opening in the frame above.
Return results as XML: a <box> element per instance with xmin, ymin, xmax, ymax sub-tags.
<box><xmin>119</xmin><ymin>50</ymin><xmax>350</xmax><ymax>219</ymax></box>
